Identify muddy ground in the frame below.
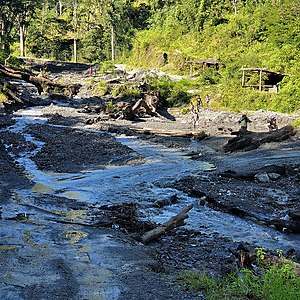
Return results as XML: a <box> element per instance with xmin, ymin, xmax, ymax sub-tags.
<box><xmin>0</xmin><ymin>63</ymin><xmax>300</xmax><ymax>299</ymax></box>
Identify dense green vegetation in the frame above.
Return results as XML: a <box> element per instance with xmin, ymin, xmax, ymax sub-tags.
<box><xmin>1</xmin><ymin>0</ymin><xmax>300</xmax><ymax>113</ymax></box>
<box><xmin>179</xmin><ymin>266</ymin><xmax>300</xmax><ymax>300</ymax></box>
<box><xmin>178</xmin><ymin>249</ymin><xmax>300</xmax><ymax>300</ymax></box>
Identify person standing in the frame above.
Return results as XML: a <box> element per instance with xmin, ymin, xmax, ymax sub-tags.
<box><xmin>238</xmin><ymin>114</ymin><xmax>252</xmax><ymax>131</ymax></box>
<box><xmin>196</xmin><ymin>96</ymin><xmax>202</xmax><ymax>114</ymax></box>
<box><xmin>163</xmin><ymin>53</ymin><xmax>168</xmax><ymax>65</ymax></box>
<box><xmin>268</xmin><ymin>116</ymin><xmax>278</xmax><ymax>131</ymax></box>
<box><xmin>190</xmin><ymin>101</ymin><xmax>198</xmax><ymax>128</ymax></box>
<box><xmin>205</xmin><ymin>94</ymin><xmax>211</xmax><ymax>107</ymax></box>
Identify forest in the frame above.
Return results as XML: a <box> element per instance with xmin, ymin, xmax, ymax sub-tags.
<box><xmin>1</xmin><ymin>2</ymin><xmax>300</xmax><ymax>299</ymax></box>
<box><xmin>1</xmin><ymin>0</ymin><xmax>300</xmax><ymax>113</ymax></box>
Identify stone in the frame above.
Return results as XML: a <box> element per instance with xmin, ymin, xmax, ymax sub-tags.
<box><xmin>254</xmin><ymin>172</ymin><xmax>270</xmax><ymax>183</ymax></box>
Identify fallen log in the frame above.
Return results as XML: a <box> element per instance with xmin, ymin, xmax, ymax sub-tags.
<box><xmin>0</xmin><ymin>64</ymin><xmax>81</xmax><ymax>101</ymax></box>
<box><xmin>289</xmin><ymin>211</ymin><xmax>300</xmax><ymax>221</ymax></box>
<box><xmin>129</xmin><ymin>126</ymin><xmax>195</xmax><ymax>138</ymax></box>
<box><xmin>220</xmin><ymin>125</ymin><xmax>296</xmax><ymax>152</ymax></box>
<box><xmin>267</xmin><ymin>218</ymin><xmax>300</xmax><ymax>233</ymax></box>
<box><xmin>153</xmin><ymin>194</ymin><xmax>178</xmax><ymax>208</ymax></box>
<box><xmin>132</xmin><ymin>98</ymin><xmax>157</xmax><ymax>116</ymax></box>
<box><xmin>0</xmin><ymin>81</ymin><xmax>23</xmax><ymax>103</ymax></box>
<box><xmin>141</xmin><ymin>204</ymin><xmax>193</xmax><ymax>244</ymax></box>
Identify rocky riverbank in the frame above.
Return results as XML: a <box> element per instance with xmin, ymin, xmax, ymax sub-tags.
<box><xmin>0</xmin><ymin>61</ymin><xmax>300</xmax><ymax>299</ymax></box>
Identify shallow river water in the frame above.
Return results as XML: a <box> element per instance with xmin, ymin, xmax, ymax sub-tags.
<box><xmin>6</xmin><ymin>106</ymin><xmax>300</xmax><ymax>253</ymax></box>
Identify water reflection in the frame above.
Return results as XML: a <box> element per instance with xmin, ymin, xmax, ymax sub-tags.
<box><xmin>7</xmin><ymin>106</ymin><xmax>300</xmax><ymax>253</ymax></box>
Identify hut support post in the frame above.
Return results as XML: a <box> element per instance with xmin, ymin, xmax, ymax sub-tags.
<box><xmin>242</xmin><ymin>70</ymin><xmax>245</xmax><ymax>87</ymax></box>
<box><xmin>259</xmin><ymin>69</ymin><xmax>262</xmax><ymax>91</ymax></box>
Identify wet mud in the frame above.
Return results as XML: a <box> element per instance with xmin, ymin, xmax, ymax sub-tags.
<box><xmin>1</xmin><ymin>70</ymin><xmax>300</xmax><ymax>299</ymax></box>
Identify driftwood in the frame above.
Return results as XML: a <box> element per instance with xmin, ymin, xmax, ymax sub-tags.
<box><xmin>220</xmin><ymin>125</ymin><xmax>296</xmax><ymax>153</ymax></box>
<box><xmin>0</xmin><ymin>80</ymin><xmax>24</xmax><ymax>103</ymax></box>
<box><xmin>289</xmin><ymin>211</ymin><xmax>300</xmax><ymax>221</ymax></box>
<box><xmin>0</xmin><ymin>64</ymin><xmax>81</xmax><ymax>103</ymax></box>
<box><xmin>153</xmin><ymin>194</ymin><xmax>178</xmax><ymax>208</ymax></box>
<box><xmin>117</xmin><ymin>92</ymin><xmax>175</xmax><ymax>121</ymax></box>
<box><xmin>236</xmin><ymin>244</ymin><xmax>253</xmax><ymax>269</ymax></box>
<box><xmin>132</xmin><ymin>98</ymin><xmax>157</xmax><ymax>116</ymax></box>
<box><xmin>129</xmin><ymin>126</ymin><xmax>194</xmax><ymax>138</ymax></box>
<box><xmin>84</xmin><ymin>92</ymin><xmax>175</xmax><ymax>123</ymax></box>
<box><xmin>267</xmin><ymin>210</ymin><xmax>300</xmax><ymax>234</ymax></box>
<box><xmin>141</xmin><ymin>204</ymin><xmax>193</xmax><ymax>244</ymax></box>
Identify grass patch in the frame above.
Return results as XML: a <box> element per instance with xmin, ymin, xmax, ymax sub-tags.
<box><xmin>93</xmin><ymin>80</ymin><xmax>109</xmax><ymax>96</ymax></box>
<box><xmin>0</xmin><ymin>92</ymin><xmax>8</xmax><ymax>103</ymax></box>
<box><xmin>178</xmin><ymin>262</ymin><xmax>300</xmax><ymax>300</ymax></box>
<box><xmin>292</xmin><ymin>118</ymin><xmax>300</xmax><ymax>128</ymax></box>
<box><xmin>110</xmin><ymin>83</ymin><xmax>140</xmax><ymax>99</ymax></box>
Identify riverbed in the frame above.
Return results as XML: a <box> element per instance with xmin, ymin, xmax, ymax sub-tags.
<box><xmin>1</xmin><ymin>99</ymin><xmax>300</xmax><ymax>299</ymax></box>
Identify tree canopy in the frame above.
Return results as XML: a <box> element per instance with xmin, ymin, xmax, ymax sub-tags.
<box><xmin>1</xmin><ymin>0</ymin><xmax>300</xmax><ymax>112</ymax></box>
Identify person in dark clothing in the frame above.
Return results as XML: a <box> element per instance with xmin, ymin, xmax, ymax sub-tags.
<box><xmin>196</xmin><ymin>96</ymin><xmax>202</xmax><ymax>113</ymax></box>
<box><xmin>190</xmin><ymin>101</ymin><xmax>198</xmax><ymax>128</ymax></box>
<box><xmin>268</xmin><ymin>117</ymin><xmax>278</xmax><ymax>131</ymax></box>
<box><xmin>163</xmin><ymin>53</ymin><xmax>168</xmax><ymax>65</ymax></box>
<box><xmin>238</xmin><ymin>114</ymin><xmax>252</xmax><ymax>131</ymax></box>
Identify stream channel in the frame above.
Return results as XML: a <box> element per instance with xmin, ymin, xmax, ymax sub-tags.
<box><xmin>5</xmin><ymin>106</ymin><xmax>300</xmax><ymax>253</ymax></box>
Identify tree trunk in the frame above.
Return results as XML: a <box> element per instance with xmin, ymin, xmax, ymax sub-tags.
<box><xmin>220</xmin><ymin>126</ymin><xmax>296</xmax><ymax>153</ymax></box>
<box><xmin>141</xmin><ymin>204</ymin><xmax>193</xmax><ymax>244</ymax></box>
<box><xmin>73</xmin><ymin>38</ymin><xmax>77</xmax><ymax>63</ymax></box>
<box><xmin>0</xmin><ymin>21</ymin><xmax>3</xmax><ymax>50</ymax></box>
<box><xmin>59</xmin><ymin>0</ymin><xmax>63</xmax><ymax>15</ymax></box>
<box><xmin>233</xmin><ymin>0</ymin><xmax>237</xmax><ymax>15</ymax></box>
<box><xmin>0</xmin><ymin>20</ymin><xmax>11</xmax><ymax>52</ymax></box>
<box><xmin>111</xmin><ymin>25</ymin><xmax>115</xmax><ymax>61</ymax></box>
<box><xmin>73</xmin><ymin>0</ymin><xmax>78</xmax><ymax>63</ymax></box>
<box><xmin>0</xmin><ymin>64</ymin><xmax>81</xmax><ymax>102</ymax></box>
<box><xmin>19</xmin><ymin>24</ymin><xmax>25</xmax><ymax>57</ymax></box>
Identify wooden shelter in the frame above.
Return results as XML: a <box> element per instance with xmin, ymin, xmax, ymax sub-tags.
<box><xmin>187</xmin><ymin>58</ymin><xmax>219</xmax><ymax>75</ymax></box>
<box><xmin>240</xmin><ymin>67</ymin><xmax>289</xmax><ymax>92</ymax></box>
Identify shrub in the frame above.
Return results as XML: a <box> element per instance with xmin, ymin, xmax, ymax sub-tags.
<box><xmin>93</xmin><ymin>80</ymin><xmax>109</xmax><ymax>96</ymax></box>
<box><xmin>0</xmin><ymin>50</ymin><xmax>9</xmax><ymax>64</ymax></box>
<box><xmin>178</xmin><ymin>258</ymin><xmax>300</xmax><ymax>300</ymax></box>
<box><xmin>292</xmin><ymin>118</ymin><xmax>300</xmax><ymax>128</ymax></box>
<box><xmin>104</xmin><ymin>100</ymin><xmax>116</xmax><ymax>113</ymax></box>
<box><xmin>0</xmin><ymin>93</ymin><xmax>8</xmax><ymax>103</ymax></box>
<box><xmin>111</xmin><ymin>83</ymin><xmax>140</xmax><ymax>99</ymax></box>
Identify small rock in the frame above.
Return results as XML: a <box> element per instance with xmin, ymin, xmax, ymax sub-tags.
<box><xmin>268</xmin><ymin>172</ymin><xmax>281</xmax><ymax>181</ymax></box>
<box><xmin>255</xmin><ymin>172</ymin><xmax>270</xmax><ymax>183</ymax></box>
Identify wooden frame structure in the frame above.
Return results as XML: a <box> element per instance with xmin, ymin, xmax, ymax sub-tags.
<box><xmin>187</xmin><ymin>59</ymin><xmax>219</xmax><ymax>75</ymax></box>
<box><xmin>240</xmin><ymin>67</ymin><xmax>288</xmax><ymax>92</ymax></box>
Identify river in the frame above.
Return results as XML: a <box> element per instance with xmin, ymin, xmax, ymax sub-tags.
<box><xmin>3</xmin><ymin>105</ymin><xmax>299</xmax><ymax>253</ymax></box>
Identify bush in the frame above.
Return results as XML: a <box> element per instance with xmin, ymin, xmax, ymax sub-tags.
<box><xmin>178</xmin><ymin>260</ymin><xmax>300</xmax><ymax>300</ymax></box>
<box><xmin>111</xmin><ymin>83</ymin><xmax>140</xmax><ymax>99</ymax></box>
<box><xmin>93</xmin><ymin>80</ymin><xmax>109</xmax><ymax>96</ymax></box>
<box><xmin>292</xmin><ymin>118</ymin><xmax>300</xmax><ymax>128</ymax></box>
<box><xmin>0</xmin><ymin>50</ymin><xmax>9</xmax><ymax>64</ymax></box>
<box><xmin>0</xmin><ymin>93</ymin><xmax>8</xmax><ymax>103</ymax></box>
<box><xmin>104</xmin><ymin>100</ymin><xmax>116</xmax><ymax>113</ymax></box>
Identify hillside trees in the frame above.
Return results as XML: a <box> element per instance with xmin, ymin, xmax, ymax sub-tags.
<box><xmin>1</xmin><ymin>0</ymin><xmax>300</xmax><ymax>113</ymax></box>
<box><xmin>129</xmin><ymin>0</ymin><xmax>300</xmax><ymax>113</ymax></box>
<box><xmin>25</xmin><ymin>0</ymin><xmax>152</xmax><ymax>62</ymax></box>
<box><xmin>0</xmin><ymin>0</ymin><xmax>41</xmax><ymax>56</ymax></box>
<box><xmin>16</xmin><ymin>0</ymin><xmax>41</xmax><ymax>57</ymax></box>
